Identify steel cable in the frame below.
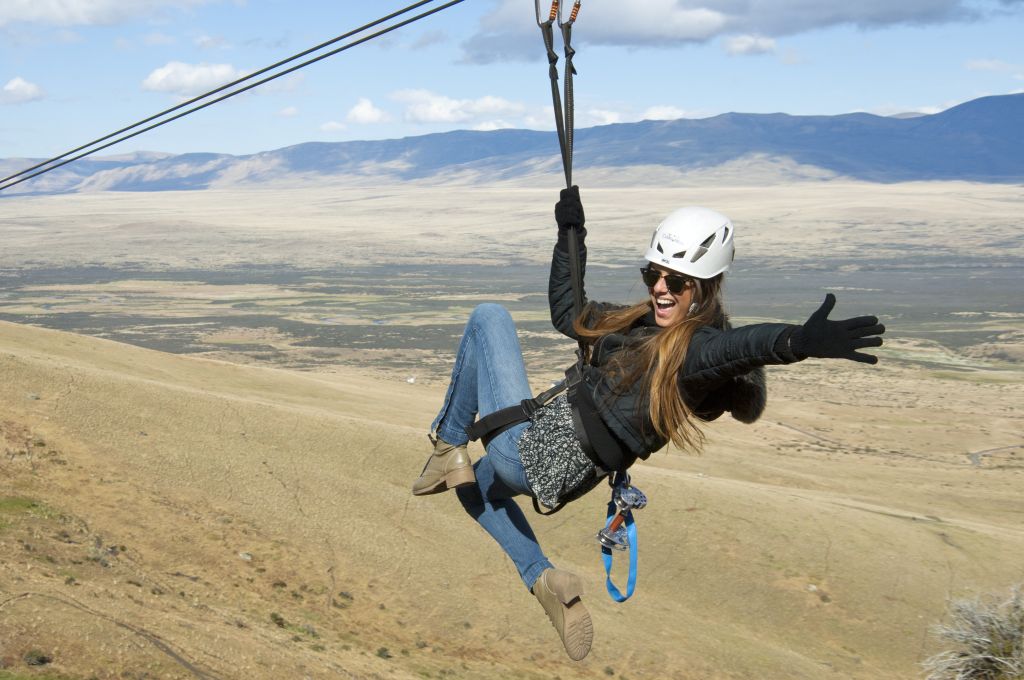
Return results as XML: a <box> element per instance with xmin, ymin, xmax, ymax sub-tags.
<box><xmin>0</xmin><ymin>0</ymin><xmax>465</xmax><ymax>194</ymax></box>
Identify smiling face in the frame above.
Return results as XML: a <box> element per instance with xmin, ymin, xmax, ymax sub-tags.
<box><xmin>646</xmin><ymin>264</ymin><xmax>696</xmax><ymax>328</ymax></box>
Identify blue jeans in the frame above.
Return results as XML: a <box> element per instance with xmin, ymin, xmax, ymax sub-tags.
<box><xmin>432</xmin><ymin>304</ymin><xmax>554</xmax><ymax>590</ymax></box>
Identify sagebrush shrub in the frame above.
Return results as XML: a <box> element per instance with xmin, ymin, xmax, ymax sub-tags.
<box><xmin>923</xmin><ymin>585</ymin><xmax>1024</xmax><ymax>680</ymax></box>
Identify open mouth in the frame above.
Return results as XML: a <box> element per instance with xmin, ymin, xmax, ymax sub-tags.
<box><xmin>654</xmin><ymin>296</ymin><xmax>677</xmax><ymax>313</ymax></box>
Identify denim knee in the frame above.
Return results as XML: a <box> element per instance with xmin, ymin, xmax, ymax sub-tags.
<box><xmin>469</xmin><ymin>303</ymin><xmax>513</xmax><ymax>331</ymax></box>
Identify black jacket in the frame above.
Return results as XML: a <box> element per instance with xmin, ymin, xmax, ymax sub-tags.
<box><xmin>549</xmin><ymin>228</ymin><xmax>801</xmax><ymax>468</ymax></box>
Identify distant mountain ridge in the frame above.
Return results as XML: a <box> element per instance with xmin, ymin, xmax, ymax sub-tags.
<box><xmin>3</xmin><ymin>93</ymin><xmax>1022</xmax><ymax>194</ymax></box>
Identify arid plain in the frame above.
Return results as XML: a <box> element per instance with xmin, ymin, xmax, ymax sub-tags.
<box><xmin>1</xmin><ymin>176</ymin><xmax>1022</xmax><ymax>679</ymax></box>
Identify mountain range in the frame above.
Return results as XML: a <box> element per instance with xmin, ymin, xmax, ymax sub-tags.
<box><xmin>2</xmin><ymin>93</ymin><xmax>1021</xmax><ymax>194</ymax></box>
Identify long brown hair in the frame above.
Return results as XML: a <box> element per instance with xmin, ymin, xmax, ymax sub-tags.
<box><xmin>573</xmin><ymin>275</ymin><xmax>724</xmax><ymax>452</ymax></box>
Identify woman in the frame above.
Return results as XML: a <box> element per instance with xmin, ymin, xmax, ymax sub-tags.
<box><xmin>411</xmin><ymin>186</ymin><xmax>885</xmax><ymax>661</ymax></box>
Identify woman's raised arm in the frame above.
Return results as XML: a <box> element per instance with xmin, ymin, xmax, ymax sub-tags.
<box><xmin>548</xmin><ymin>186</ymin><xmax>589</xmax><ymax>339</ymax></box>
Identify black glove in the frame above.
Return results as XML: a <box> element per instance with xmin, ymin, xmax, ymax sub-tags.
<box><xmin>554</xmin><ymin>185</ymin><xmax>585</xmax><ymax>232</ymax></box>
<box><xmin>790</xmin><ymin>294</ymin><xmax>886</xmax><ymax>364</ymax></box>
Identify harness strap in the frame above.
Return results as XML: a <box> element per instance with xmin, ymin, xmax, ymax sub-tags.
<box><xmin>464</xmin><ymin>378</ymin><xmax>567</xmax><ymax>447</ymax></box>
<box><xmin>537</xmin><ymin>4</ymin><xmax>570</xmax><ymax>187</ymax></box>
<box><xmin>559</xmin><ymin>3</ymin><xmax>580</xmax><ymax>186</ymax></box>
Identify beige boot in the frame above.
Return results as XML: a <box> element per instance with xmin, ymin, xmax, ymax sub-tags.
<box><xmin>532</xmin><ymin>568</ymin><xmax>593</xmax><ymax>661</ymax></box>
<box><xmin>411</xmin><ymin>435</ymin><xmax>475</xmax><ymax>496</ymax></box>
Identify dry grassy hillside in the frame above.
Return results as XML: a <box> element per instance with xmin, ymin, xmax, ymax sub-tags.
<box><xmin>2</xmin><ymin>318</ymin><xmax>1022</xmax><ymax>680</ymax></box>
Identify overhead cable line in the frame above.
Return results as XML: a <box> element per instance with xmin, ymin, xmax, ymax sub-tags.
<box><xmin>0</xmin><ymin>0</ymin><xmax>440</xmax><ymax>189</ymax></box>
<box><xmin>0</xmin><ymin>0</ymin><xmax>465</xmax><ymax>194</ymax></box>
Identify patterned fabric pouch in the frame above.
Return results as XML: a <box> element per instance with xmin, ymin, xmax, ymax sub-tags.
<box><xmin>518</xmin><ymin>395</ymin><xmax>603</xmax><ymax>509</ymax></box>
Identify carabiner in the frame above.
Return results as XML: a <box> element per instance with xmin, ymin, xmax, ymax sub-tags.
<box><xmin>535</xmin><ymin>0</ymin><xmax>559</xmax><ymax>27</ymax></box>
<box><xmin>558</xmin><ymin>0</ymin><xmax>581</xmax><ymax>28</ymax></box>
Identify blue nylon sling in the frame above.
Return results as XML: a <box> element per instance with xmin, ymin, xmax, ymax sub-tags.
<box><xmin>601</xmin><ymin>501</ymin><xmax>638</xmax><ymax>602</ymax></box>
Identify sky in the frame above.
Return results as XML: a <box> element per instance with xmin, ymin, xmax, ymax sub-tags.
<box><xmin>1</xmin><ymin>0</ymin><xmax>1022</xmax><ymax>159</ymax></box>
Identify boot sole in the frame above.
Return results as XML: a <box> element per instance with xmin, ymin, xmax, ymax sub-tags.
<box><xmin>411</xmin><ymin>465</ymin><xmax>476</xmax><ymax>496</ymax></box>
<box><xmin>560</xmin><ymin>600</ymin><xmax>593</xmax><ymax>661</ymax></box>
<box><xmin>538</xmin><ymin>571</ymin><xmax>593</xmax><ymax>661</ymax></box>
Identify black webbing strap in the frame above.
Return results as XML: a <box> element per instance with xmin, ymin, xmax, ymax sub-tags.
<box><xmin>564</xmin><ymin>363</ymin><xmax>599</xmax><ymax>467</ymax></box>
<box><xmin>559</xmin><ymin>4</ymin><xmax>578</xmax><ymax>187</ymax></box>
<box><xmin>536</xmin><ymin>0</ymin><xmax>587</xmax><ymax>366</ymax></box>
<box><xmin>537</xmin><ymin>2</ymin><xmax>569</xmax><ymax>188</ymax></box>
<box><xmin>465</xmin><ymin>379</ymin><xmax>568</xmax><ymax>447</ymax></box>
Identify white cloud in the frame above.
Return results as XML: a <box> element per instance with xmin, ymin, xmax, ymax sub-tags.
<box><xmin>587</xmin><ymin>109</ymin><xmax>623</xmax><ymax>125</ymax></box>
<box><xmin>346</xmin><ymin>98</ymin><xmax>391</xmax><ymax>124</ymax></box>
<box><xmin>1</xmin><ymin>76</ymin><xmax>45</xmax><ymax>104</ymax></box>
<box><xmin>724</xmin><ymin>34</ymin><xmax>776</xmax><ymax>55</ymax></box>
<box><xmin>277</xmin><ymin>106</ymin><xmax>299</xmax><ymax>118</ymax></box>
<box><xmin>392</xmin><ymin>89</ymin><xmax>525</xmax><ymax>125</ymax></box>
<box><xmin>461</xmin><ymin>0</ymin><xmax>1019</xmax><ymax>62</ymax></box>
<box><xmin>966</xmin><ymin>58</ymin><xmax>1024</xmax><ymax>80</ymax></box>
<box><xmin>473</xmin><ymin>119</ymin><xmax>517</xmax><ymax>131</ymax></box>
<box><xmin>462</xmin><ymin>0</ymin><xmax>726</xmax><ymax>62</ymax></box>
<box><xmin>642</xmin><ymin>105</ymin><xmax>689</xmax><ymax>120</ymax></box>
<box><xmin>868</xmin><ymin>99</ymin><xmax>964</xmax><ymax>117</ymax></box>
<box><xmin>522</xmin><ymin>110</ymin><xmax>556</xmax><ymax>128</ymax></box>
<box><xmin>320</xmin><ymin>121</ymin><xmax>347</xmax><ymax>132</ymax></box>
<box><xmin>142</xmin><ymin>61</ymin><xmax>245</xmax><ymax>96</ymax></box>
<box><xmin>0</xmin><ymin>0</ymin><xmax>216</xmax><ymax>28</ymax></box>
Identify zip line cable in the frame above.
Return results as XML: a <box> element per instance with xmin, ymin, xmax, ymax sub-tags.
<box><xmin>0</xmin><ymin>0</ymin><xmax>465</xmax><ymax>194</ymax></box>
<box><xmin>0</xmin><ymin>0</ymin><xmax>441</xmax><ymax>189</ymax></box>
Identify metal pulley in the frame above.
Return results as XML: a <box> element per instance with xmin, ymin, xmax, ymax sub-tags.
<box><xmin>596</xmin><ymin>475</ymin><xmax>647</xmax><ymax>551</ymax></box>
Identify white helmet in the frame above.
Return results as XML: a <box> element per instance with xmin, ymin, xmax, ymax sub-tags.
<box><xmin>644</xmin><ymin>206</ymin><xmax>735</xmax><ymax>279</ymax></box>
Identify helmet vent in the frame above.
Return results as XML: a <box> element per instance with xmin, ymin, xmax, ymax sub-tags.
<box><xmin>656</xmin><ymin>242</ymin><xmax>665</xmax><ymax>254</ymax></box>
<box><xmin>672</xmin><ymin>250</ymin><xmax>687</xmax><ymax>259</ymax></box>
<box><xmin>690</xmin><ymin>233</ymin><xmax>716</xmax><ymax>263</ymax></box>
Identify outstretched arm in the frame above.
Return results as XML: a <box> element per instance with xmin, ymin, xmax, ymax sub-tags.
<box><xmin>682</xmin><ymin>294</ymin><xmax>887</xmax><ymax>388</ymax></box>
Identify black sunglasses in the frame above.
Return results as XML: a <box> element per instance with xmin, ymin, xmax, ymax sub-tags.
<box><xmin>640</xmin><ymin>266</ymin><xmax>693</xmax><ymax>295</ymax></box>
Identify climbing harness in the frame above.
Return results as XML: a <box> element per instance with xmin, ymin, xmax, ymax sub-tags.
<box><xmin>465</xmin><ymin>363</ymin><xmax>601</xmax><ymax>515</ymax></box>
<box><xmin>598</xmin><ymin>472</ymin><xmax>646</xmax><ymax>602</ymax></box>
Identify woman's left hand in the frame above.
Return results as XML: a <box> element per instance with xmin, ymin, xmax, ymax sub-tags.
<box><xmin>790</xmin><ymin>293</ymin><xmax>886</xmax><ymax>364</ymax></box>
